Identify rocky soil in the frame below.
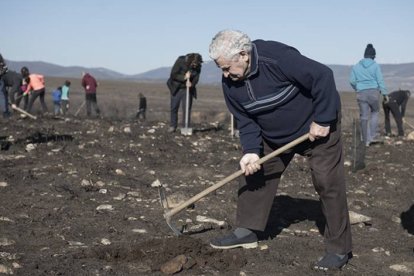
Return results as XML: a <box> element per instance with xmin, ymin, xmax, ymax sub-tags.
<box><xmin>1</xmin><ymin>79</ymin><xmax>413</xmax><ymax>275</ymax></box>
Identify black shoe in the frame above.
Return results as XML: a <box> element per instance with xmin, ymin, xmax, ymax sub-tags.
<box><xmin>314</xmin><ymin>253</ymin><xmax>349</xmax><ymax>271</ymax></box>
<box><xmin>210</xmin><ymin>232</ymin><xmax>258</xmax><ymax>249</ymax></box>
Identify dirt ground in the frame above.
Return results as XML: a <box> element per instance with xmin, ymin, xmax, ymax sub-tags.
<box><xmin>1</xmin><ymin>78</ymin><xmax>414</xmax><ymax>275</ymax></box>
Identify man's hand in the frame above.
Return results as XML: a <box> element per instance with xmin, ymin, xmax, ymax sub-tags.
<box><xmin>184</xmin><ymin>71</ymin><xmax>191</xmax><ymax>80</ymax></box>
<box><xmin>11</xmin><ymin>104</ymin><xmax>17</xmax><ymax>109</ymax></box>
<box><xmin>23</xmin><ymin>91</ymin><xmax>30</xmax><ymax>96</ymax></box>
<box><xmin>240</xmin><ymin>153</ymin><xmax>260</xmax><ymax>176</ymax></box>
<box><xmin>308</xmin><ymin>122</ymin><xmax>330</xmax><ymax>142</ymax></box>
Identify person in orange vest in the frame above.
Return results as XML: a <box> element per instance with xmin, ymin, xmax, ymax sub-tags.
<box><xmin>20</xmin><ymin>66</ymin><xmax>48</xmax><ymax>115</ymax></box>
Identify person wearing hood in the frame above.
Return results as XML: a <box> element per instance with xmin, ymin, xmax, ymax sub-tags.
<box><xmin>350</xmin><ymin>44</ymin><xmax>388</xmax><ymax>146</ymax></box>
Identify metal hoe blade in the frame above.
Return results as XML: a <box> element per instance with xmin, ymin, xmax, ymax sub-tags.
<box><xmin>158</xmin><ymin>185</ymin><xmax>184</xmax><ymax>235</ymax></box>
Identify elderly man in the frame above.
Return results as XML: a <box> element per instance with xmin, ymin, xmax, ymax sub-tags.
<box><xmin>208</xmin><ymin>30</ymin><xmax>352</xmax><ymax>270</ymax></box>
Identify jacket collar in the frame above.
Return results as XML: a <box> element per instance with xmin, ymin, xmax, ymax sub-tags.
<box><xmin>246</xmin><ymin>43</ymin><xmax>259</xmax><ymax>78</ymax></box>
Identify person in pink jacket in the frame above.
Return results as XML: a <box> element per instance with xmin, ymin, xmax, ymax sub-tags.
<box><xmin>20</xmin><ymin>66</ymin><xmax>48</xmax><ymax>115</ymax></box>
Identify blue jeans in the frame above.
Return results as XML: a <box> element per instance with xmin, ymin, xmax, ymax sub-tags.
<box><xmin>356</xmin><ymin>89</ymin><xmax>380</xmax><ymax>144</ymax></box>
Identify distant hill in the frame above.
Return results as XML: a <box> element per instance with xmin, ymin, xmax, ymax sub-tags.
<box><xmin>6</xmin><ymin>59</ymin><xmax>414</xmax><ymax>92</ymax></box>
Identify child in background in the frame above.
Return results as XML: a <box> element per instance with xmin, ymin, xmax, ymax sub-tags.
<box><xmin>135</xmin><ymin>92</ymin><xmax>147</xmax><ymax>121</ymax></box>
<box><xmin>52</xmin><ymin>86</ymin><xmax>62</xmax><ymax>115</ymax></box>
<box><xmin>61</xmin><ymin>80</ymin><xmax>71</xmax><ymax>115</ymax></box>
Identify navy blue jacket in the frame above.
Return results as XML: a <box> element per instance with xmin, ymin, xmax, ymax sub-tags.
<box><xmin>222</xmin><ymin>40</ymin><xmax>341</xmax><ymax>154</ymax></box>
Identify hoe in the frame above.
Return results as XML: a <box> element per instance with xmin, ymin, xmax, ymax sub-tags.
<box><xmin>159</xmin><ymin>133</ymin><xmax>309</xmax><ymax>235</ymax></box>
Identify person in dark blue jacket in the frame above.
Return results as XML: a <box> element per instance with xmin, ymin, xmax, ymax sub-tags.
<box><xmin>208</xmin><ymin>30</ymin><xmax>351</xmax><ymax>271</ymax></box>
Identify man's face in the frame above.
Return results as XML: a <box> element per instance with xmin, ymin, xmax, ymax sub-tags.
<box><xmin>215</xmin><ymin>52</ymin><xmax>250</xmax><ymax>82</ymax></box>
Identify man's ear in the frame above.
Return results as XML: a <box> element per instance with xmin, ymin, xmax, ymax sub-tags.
<box><xmin>239</xmin><ymin>51</ymin><xmax>249</xmax><ymax>62</ymax></box>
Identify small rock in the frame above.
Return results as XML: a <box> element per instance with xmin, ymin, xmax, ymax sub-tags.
<box><xmin>25</xmin><ymin>143</ymin><xmax>36</xmax><ymax>152</ymax></box>
<box><xmin>196</xmin><ymin>215</ymin><xmax>226</xmax><ymax>226</ymax></box>
<box><xmin>123</xmin><ymin>127</ymin><xmax>131</xmax><ymax>133</ymax></box>
<box><xmin>101</xmin><ymin>238</ymin><xmax>111</xmax><ymax>245</ymax></box>
<box><xmin>349</xmin><ymin>211</ymin><xmax>371</xmax><ymax>224</ymax></box>
<box><xmin>95</xmin><ymin>181</ymin><xmax>105</xmax><ymax>187</ymax></box>
<box><xmin>81</xmin><ymin>179</ymin><xmax>92</xmax><ymax>186</ymax></box>
<box><xmin>108</xmin><ymin>126</ymin><xmax>115</xmax><ymax>132</ymax></box>
<box><xmin>407</xmin><ymin>131</ymin><xmax>414</xmax><ymax>141</ymax></box>
<box><xmin>260</xmin><ymin>244</ymin><xmax>268</xmax><ymax>250</ymax></box>
<box><xmin>391</xmin><ymin>215</ymin><xmax>401</xmax><ymax>224</ymax></box>
<box><xmin>96</xmin><ymin>204</ymin><xmax>113</xmax><ymax>211</ymax></box>
<box><xmin>160</xmin><ymin>255</ymin><xmax>187</xmax><ymax>275</ymax></box>
<box><xmin>113</xmin><ymin>193</ymin><xmax>126</xmax><ymax>200</ymax></box>
<box><xmin>68</xmin><ymin>241</ymin><xmax>85</xmax><ymax>246</ymax></box>
<box><xmin>372</xmin><ymin>247</ymin><xmax>385</xmax><ymax>253</ymax></box>
<box><xmin>0</xmin><ymin>264</ymin><xmax>12</xmax><ymax>274</ymax></box>
<box><xmin>115</xmin><ymin>169</ymin><xmax>125</xmax><ymax>175</ymax></box>
<box><xmin>390</xmin><ymin>263</ymin><xmax>414</xmax><ymax>273</ymax></box>
<box><xmin>127</xmin><ymin>191</ymin><xmax>140</xmax><ymax>197</ymax></box>
<box><xmin>132</xmin><ymin>229</ymin><xmax>147</xmax><ymax>233</ymax></box>
<box><xmin>0</xmin><ymin>182</ymin><xmax>8</xmax><ymax>187</ymax></box>
<box><xmin>0</xmin><ymin>217</ymin><xmax>14</xmax><ymax>223</ymax></box>
<box><xmin>147</xmin><ymin>129</ymin><xmax>155</xmax><ymax>133</ymax></box>
<box><xmin>151</xmin><ymin>179</ymin><xmax>161</xmax><ymax>187</ymax></box>
<box><xmin>344</xmin><ymin>160</ymin><xmax>351</xmax><ymax>167</ymax></box>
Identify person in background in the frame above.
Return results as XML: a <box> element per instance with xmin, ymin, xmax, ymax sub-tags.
<box><xmin>135</xmin><ymin>92</ymin><xmax>147</xmax><ymax>121</ymax></box>
<box><xmin>350</xmin><ymin>43</ymin><xmax>388</xmax><ymax>146</ymax></box>
<box><xmin>61</xmin><ymin>80</ymin><xmax>71</xmax><ymax>115</ymax></box>
<box><xmin>2</xmin><ymin>70</ymin><xmax>25</xmax><ymax>111</ymax></box>
<box><xmin>166</xmin><ymin>53</ymin><xmax>202</xmax><ymax>132</ymax></box>
<box><xmin>382</xmin><ymin>89</ymin><xmax>411</xmax><ymax>137</ymax></box>
<box><xmin>0</xmin><ymin>54</ymin><xmax>11</xmax><ymax>118</ymax></box>
<box><xmin>81</xmin><ymin>72</ymin><xmax>100</xmax><ymax>117</ymax></box>
<box><xmin>208</xmin><ymin>29</ymin><xmax>352</xmax><ymax>271</ymax></box>
<box><xmin>51</xmin><ymin>86</ymin><xmax>62</xmax><ymax>116</ymax></box>
<box><xmin>21</xmin><ymin>66</ymin><xmax>48</xmax><ymax>115</ymax></box>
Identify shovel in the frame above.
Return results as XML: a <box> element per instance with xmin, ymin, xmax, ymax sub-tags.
<box><xmin>10</xmin><ymin>104</ymin><xmax>37</xmax><ymax>120</ymax></box>
<box><xmin>159</xmin><ymin>133</ymin><xmax>309</xmax><ymax>235</ymax></box>
<box><xmin>75</xmin><ymin>101</ymin><xmax>85</xmax><ymax>116</ymax></box>
<box><xmin>180</xmin><ymin>78</ymin><xmax>192</xmax><ymax>136</ymax></box>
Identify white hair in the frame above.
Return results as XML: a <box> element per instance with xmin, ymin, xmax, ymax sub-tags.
<box><xmin>209</xmin><ymin>29</ymin><xmax>252</xmax><ymax>61</ymax></box>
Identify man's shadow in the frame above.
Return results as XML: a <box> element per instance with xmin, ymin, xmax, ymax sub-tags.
<box><xmin>400</xmin><ymin>204</ymin><xmax>414</xmax><ymax>235</ymax></box>
<box><xmin>258</xmin><ymin>195</ymin><xmax>325</xmax><ymax>240</ymax></box>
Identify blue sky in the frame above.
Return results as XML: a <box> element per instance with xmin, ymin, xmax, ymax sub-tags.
<box><xmin>2</xmin><ymin>0</ymin><xmax>413</xmax><ymax>75</ymax></box>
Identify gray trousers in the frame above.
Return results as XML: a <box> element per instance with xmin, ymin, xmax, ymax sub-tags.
<box><xmin>170</xmin><ymin>88</ymin><xmax>193</xmax><ymax>128</ymax></box>
<box><xmin>236</xmin><ymin>120</ymin><xmax>352</xmax><ymax>254</ymax></box>
<box><xmin>356</xmin><ymin>89</ymin><xmax>380</xmax><ymax>144</ymax></box>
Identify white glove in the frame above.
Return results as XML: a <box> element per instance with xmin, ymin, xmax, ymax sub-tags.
<box><xmin>240</xmin><ymin>153</ymin><xmax>260</xmax><ymax>176</ymax></box>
